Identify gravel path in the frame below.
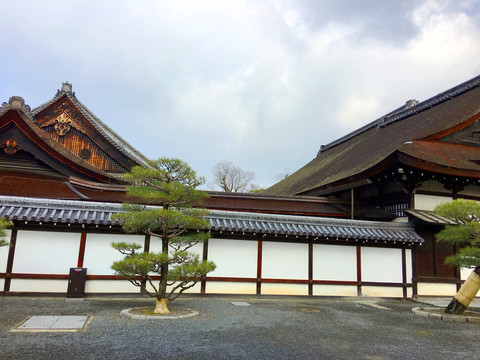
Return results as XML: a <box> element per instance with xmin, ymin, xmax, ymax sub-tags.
<box><xmin>0</xmin><ymin>296</ymin><xmax>479</xmax><ymax>360</ymax></box>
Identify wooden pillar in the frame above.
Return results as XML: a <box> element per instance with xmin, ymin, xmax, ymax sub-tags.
<box><xmin>141</xmin><ymin>234</ymin><xmax>151</xmax><ymax>294</ymax></box>
<box><xmin>402</xmin><ymin>247</ymin><xmax>407</xmax><ymax>298</ymax></box>
<box><xmin>351</xmin><ymin>188</ymin><xmax>355</xmax><ymax>220</ymax></box>
<box><xmin>412</xmin><ymin>245</ymin><xmax>418</xmax><ymax>297</ymax></box>
<box><xmin>256</xmin><ymin>240</ymin><xmax>263</xmax><ymax>295</ymax></box>
<box><xmin>308</xmin><ymin>242</ymin><xmax>313</xmax><ymax>296</ymax></box>
<box><xmin>77</xmin><ymin>232</ymin><xmax>87</xmax><ymax>268</ymax></box>
<box><xmin>356</xmin><ymin>245</ymin><xmax>362</xmax><ymax>296</ymax></box>
<box><xmin>3</xmin><ymin>229</ymin><xmax>18</xmax><ymax>293</ymax></box>
<box><xmin>201</xmin><ymin>238</ymin><xmax>209</xmax><ymax>294</ymax></box>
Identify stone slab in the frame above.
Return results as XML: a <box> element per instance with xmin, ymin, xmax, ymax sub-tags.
<box><xmin>15</xmin><ymin>316</ymin><xmax>89</xmax><ymax>331</ymax></box>
<box><xmin>51</xmin><ymin>316</ymin><xmax>89</xmax><ymax>329</ymax></box>
<box><xmin>230</xmin><ymin>302</ymin><xmax>251</xmax><ymax>306</ymax></box>
<box><xmin>18</xmin><ymin>316</ymin><xmax>61</xmax><ymax>329</ymax></box>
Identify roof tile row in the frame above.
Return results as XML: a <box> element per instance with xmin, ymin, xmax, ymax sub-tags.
<box><xmin>0</xmin><ymin>196</ymin><xmax>423</xmax><ymax>243</ymax></box>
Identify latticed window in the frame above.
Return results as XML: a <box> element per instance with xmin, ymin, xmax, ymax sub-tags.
<box><xmin>384</xmin><ymin>203</ymin><xmax>409</xmax><ymax>217</ymax></box>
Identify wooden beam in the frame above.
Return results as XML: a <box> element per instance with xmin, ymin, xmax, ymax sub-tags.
<box><xmin>3</xmin><ymin>229</ymin><xmax>18</xmax><ymax>293</ymax></box>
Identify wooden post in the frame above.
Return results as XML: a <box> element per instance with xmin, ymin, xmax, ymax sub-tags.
<box><xmin>3</xmin><ymin>229</ymin><xmax>18</xmax><ymax>293</ymax></box>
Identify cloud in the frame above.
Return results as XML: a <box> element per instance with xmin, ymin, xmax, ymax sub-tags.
<box><xmin>1</xmin><ymin>0</ymin><xmax>480</xmax><ymax>188</ymax></box>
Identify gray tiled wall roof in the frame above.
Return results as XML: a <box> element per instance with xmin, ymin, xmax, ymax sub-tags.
<box><xmin>0</xmin><ymin>196</ymin><xmax>423</xmax><ymax>244</ymax></box>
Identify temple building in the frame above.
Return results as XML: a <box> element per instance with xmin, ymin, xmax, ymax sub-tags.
<box><xmin>3</xmin><ymin>76</ymin><xmax>478</xmax><ymax>298</ymax></box>
<box><xmin>266</xmin><ymin>74</ymin><xmax>480</xmax><ymax>296</ymax></box>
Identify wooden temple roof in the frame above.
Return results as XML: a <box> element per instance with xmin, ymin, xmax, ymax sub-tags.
<box><xmin>31</xmin><ymin>82</ymin><xmax>149</xmax><ymax>170</ymax></box>
<box><xmin>265</xmin><ymin>75</ymin><xmax>480</xmax><ymax>196</ymax></box>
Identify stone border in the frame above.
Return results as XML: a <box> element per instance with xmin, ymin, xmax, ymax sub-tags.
<box><xmin>412</xmin><ymin>307</ymin><xmax>480</xmax><ymax>323</ymax></box>
<box><xmin>120</xmin><ymin>308</ymin><xmax>199</xmax><ymax>320</ymax></box>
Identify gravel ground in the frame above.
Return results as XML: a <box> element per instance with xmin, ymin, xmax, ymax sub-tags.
<box><xmin>0</xmin><ymin>295</ymin><xmax>479</xmax><ymax>360</ymax></box>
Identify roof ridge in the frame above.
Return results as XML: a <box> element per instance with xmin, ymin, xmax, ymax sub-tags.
<box><xmin>0</xmin><ymin>195</ymin><xmax>414</xmax><ymax>229</ymax></box>
<box><xmin>67</xmin><ymin>94</ymin><xmax>150</xmax><ymax>166</ymax></box>
<box><xmin>317</xmin><ymin>74</ymin><xmax>480</xmax><ymax>155</ymax></box>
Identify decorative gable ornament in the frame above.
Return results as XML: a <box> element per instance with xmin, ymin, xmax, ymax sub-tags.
<box><xmin>41</xmin><ymin>107</ymin><xmax>87</xmax><ymax>136</ymax></box>
<box><xmin>0</xmin><ymin>96</ymin><xmax>34</xmax><ymax>121</ymax></box>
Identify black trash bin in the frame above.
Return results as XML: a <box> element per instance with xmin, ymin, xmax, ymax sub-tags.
<box><xmin>67</xmin><ymin>268</ymin><xmax>87</xmax><ymax>298</ymax></box>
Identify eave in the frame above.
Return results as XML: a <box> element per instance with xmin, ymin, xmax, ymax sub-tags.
<box><xmin>0</xmin><ymin>108</ymin><xmax>126</xmax><ymax>184</ymax></box>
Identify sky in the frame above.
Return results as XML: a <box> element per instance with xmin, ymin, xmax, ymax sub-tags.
<box><xmin>1</xmin><ymin>0</ymin><xmax>480</xmax><ymax>189</ymax></box>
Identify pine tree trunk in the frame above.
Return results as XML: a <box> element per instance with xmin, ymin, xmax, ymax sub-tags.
<box><xmin>445</xmin><ymin>266</ymin><xmax>480</xmax><ymax>315</ymax></box>
<box><xmin>154</xmin><ymin>298</ymin><xmax>170</xmax><ymax>314</ymax></box>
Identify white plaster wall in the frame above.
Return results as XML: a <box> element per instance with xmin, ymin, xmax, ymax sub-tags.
<box><xmin>10</xmin><ymin>279</ymin><xmax>68</xmax><ymax>292</ymax></box>
<box><xmin>414</xmin><ymin>194</ymin><xmax>452</xmax><ymax>211</ymax></box>
<box><xmin>313</xmin><ymin>285</ymin><xmax>357</xmax><ymax>296</ymax></box>
<box><xmin>417</xmin><ymin>282</ymin><xmax>457</xmax><ymax>296</ymax></box>
<box><xmin>362</xmin><ymin>286</ymin><xmax>403</xmax><ymax>297</ymax></box>
<box><xmin>208</xmin><ymin>239</ymin><xmax>257</xmax><ymax>278</ymax></box>
<box><xmin>206</xmin><ymin>281</ymin><xmax>256</xmax><ymax>294</ymax></box>
<box><xmin>0</xmin><ymin>229</ymin><xmax>11</xmax><ymax>272</ymax></box>
<box><xmin>149</xmin><ymin>237</ymin><xmax>204</xmax><ymax>258</ymax></box>
<box><xmin>405</xmin><ymin>249</ymin><xmax>412</xmax><ymax>283</ymax></box>
<box><xmin>83</xmin><ymin>233</ymin><xmax>144</xmax><ymax>275</ymax></box>
<box><xmin>85</xmin><ymin>280</ymin><xmax>139</xmax><ymax>293</ymax></box>
<box><xmin>361</xmin><ymin>247</ymin><xmax>402</xmax><ymax>283</ymax></box>
<box><xmin>0</xmin><ymin>278</ymin><xmax>4</xmax><ymax>290</ymax></box>
<box><xmin>262</xmin><ymin>242</ymin><xmax>308</xmax><ymax>280</ymax></box>
<box><xmin>12</xmin><ymin>230</ymin><xmax>80</xmax><ymax>274</ymax></box>
<box><xmin>461</xmin><ymin>267</ymin><xmax>474</xmax><ymax>281</ymax></box>
<box><xmin>261</xmin><ymin>283</ymin><xmax>308</xmax><ymax>295</ymax></box>
<box><xmin>313</xmin><ymin>244</ymin><xmax>356</xmax><ymax>281</ymax></box>
<box><xmin>144</xmin><ymin>281</ymin><xmax>201</xmax><ymax>294</ymax></box>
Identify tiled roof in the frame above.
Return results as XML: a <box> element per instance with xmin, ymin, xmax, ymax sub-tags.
<box><xmin>0</xmin><ymin>196</ymin><xmax>423</xmax><ymax>243</ymax></box>
<box><xmin>208</xmin><ymin>210</ymin><xmax>422</xmax><ymax>243</ymax></box>
<box><xmin>405</xmin><ymin>209</ymin><xmax>460</xmax><ymax>225</ymax></box>
<box><xmin>31</xmin><ymin>85</ymin><xmax>149</xmax><ymax>168</ymax></box>
<box><xmin>318</xmin><ymin>75</ymin><xmax>480</xmax><ymax>154</ymax></box>
<box><xmin>266</xmin><ymin>74</ymin><xmax>480</xmax><ymax>195</ymax></box>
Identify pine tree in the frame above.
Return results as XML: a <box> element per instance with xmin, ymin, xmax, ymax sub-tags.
<box><xmin>0</xmin><ymin>218</ymin><xmax>11</xmax><ymax>247</ymax></box>
<box><xmin>112</xmin><ymin>158</ymin><xmax>216</xmax><ymax>314</ymax></box>
<box><xmin>434</xmin><ymin>199</ymin><xmax>480</xmax><ymax>314</ymax></box>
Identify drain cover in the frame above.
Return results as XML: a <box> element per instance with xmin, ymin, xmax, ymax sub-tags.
<box><xmin>13</xmin><ymin>316</ymin><xmax>91</xmax><ymax>332</ymax></box>
<box><xmin>230</xmin><ymin>302</ymin><xmax>251</xmax><ymax>307</ymax></box>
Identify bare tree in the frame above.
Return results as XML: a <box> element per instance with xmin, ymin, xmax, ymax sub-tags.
<box><xmin>212</xmin><ymin>161</ymin><xmax>256</xmax><ymax>192</ymax></box>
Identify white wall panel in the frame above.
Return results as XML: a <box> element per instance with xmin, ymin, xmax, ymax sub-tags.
<box><xmin>362</xmin><ymin>286</ymin><xmax>403</xmax><ymax>297</ymax></box>
<box><xmin>12</xmin><ymin>230</ymin><xmax>80</xmax><ymax>274</ymax></box>
<box><xmin>85</xmin><ymin>280</ymin><xmax>139</xmax><ymax>293</ymax></box>
<box><xmin>407</xmin><ymin>288</ymin><xmax>413</xmax><ymax>298</ymax></box>
<box><xmin>10</xmin><ymin>279</ymin><xmax>68</xmax><ymax>292</ymax></box>
<box><xmin>262</xmin><ymin>242</ymin><xmax>308</xmax><ymax>280</ymax></box>
<box><xmin>206</xmin><ymin>281</ymin><xmax>256</xmax><ymax>294</ymax></box>
<box><xmin>145</xmin><ymin>281</ymin><xmax>201</xmax><ymax>294</ymax></box>
<box><xmin>261</xmin><ymin>283</ymin><xmax>308</xmax><ymax>295</ymax></box>
<box><xmin>461</xmin><ymin>267</ymin><xmax>473</xmax><ymax>281</ymax></box>
<box><xmin>208</xmin><ymin>239</ymin><xmax>257</xmax><ymax>278</ymax></box>
<box><xmin>313</xmin><ymin>244</ymin><xmax>356</xmax><ymax>281</ymax></box>
<box><xmin>0</xmin><ymin>229</ymin><xmax>11</xmax><ymax>272</ymax></box>
<box><xmin>414</xmin><ymin>194</ymin><xmax>452</xmax><ymax>211</ymax></box>
<box><xmin>149</xmin><ymin>237</ymin><xmax>204</xmax><ymax>257</ymax></box>
<box><xmin>83</xmin><ymin>233</ymin><xmax>144</xmax><ymax>275</ymax></box>
<box><xmin>417</xmin><ymin>282</ymin><xmax>456</xmax><ymax>296</ymax></box>
<box><xmin>405</xmin><ymin>249</ymin><xmax>412</xmax><ymax>282</ymax></box>
<box><xmin>313</xmin><ymin>285</ymin><xmax>357</xmax><ymax>296</ymax></box>
<box><xmin>361</xmin><ymin>247</ymin><xmax>402</xmax><ymax>283</ymax></box>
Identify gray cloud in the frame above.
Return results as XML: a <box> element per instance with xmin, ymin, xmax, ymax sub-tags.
<box><xmin>1</xmin><ymin>0</ymin><xmax>480</xmax><ymax>188</ymax></box>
